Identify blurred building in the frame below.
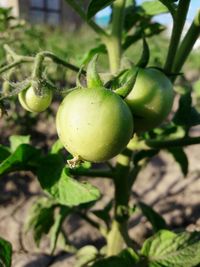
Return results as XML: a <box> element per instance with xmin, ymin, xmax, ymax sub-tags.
<box><xmin>0</xmin><ymin>0</ymin><xmax>86</xmax><ymax>28</ymax></box>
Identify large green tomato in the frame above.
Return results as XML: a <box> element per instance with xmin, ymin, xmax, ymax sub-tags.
<box><xmin>18</xmin><ymin>86</ymin><xmax>53</xmax><ymax>113</ymax></box>
<box><xmin>56</xmin><ymin>87</ymin><xmax>133</xmax><ymax>162</ymax></box>
<box><xmin>125</xmin><ymin>68</ymin><xmax>174</xmax><ymax>132</ymax></box>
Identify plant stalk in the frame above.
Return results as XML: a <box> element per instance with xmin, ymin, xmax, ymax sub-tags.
<box><xmin>164</xmin><ymin>0</ymin><xmax>191</xmax><ymax>74</ymax></box>
<box><xmin>104</xmin><ymin>0</ymin><xmax>126</xmax><ymax>73</ymax></box>
<box><xmin>107</xmin><ymin>148</ymin><xmax>132</xmax><ymax>256</ymax></box>
<box><xmin>172</xmin><ymin>9</ymin><xmax>200</xmax><ymax>75</ymax></box>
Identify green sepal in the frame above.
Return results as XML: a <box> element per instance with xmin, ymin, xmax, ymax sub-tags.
<box><xmin>86</xmin><ymin>55</ymin><xmax>103</xmax><ymax>89</ymax></box>
<box><xmin>136</xmin><ymin>37</ymin><xmax>150</xmax><ymax>68</ymax></box>
<box><xmin>76</xmin><ymin>65</ymin><xmax>85</xmax><ymax>88</ymax></box>
<box><xmin>115</xmin><ymin>67</ymin><xmax>139</xmax><ymax>98</ymax></box>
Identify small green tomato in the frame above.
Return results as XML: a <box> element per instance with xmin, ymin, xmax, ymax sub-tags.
<box><xmin>18</xmin><ymin>86</ymin><xmax>53</xmax><ymax>113</ymax></box>
<box><xmin>125</xmin><ymin>68</ymin><xmax>174</xmax><ymax>132</ymax></box>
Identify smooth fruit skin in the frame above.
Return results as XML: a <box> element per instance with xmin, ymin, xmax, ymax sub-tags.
<box><xmin>18</xmin><ymin>86</ymin><xmax>53</xmax><ymax>113</ymax></box>
<box><xmin>125</xmin><ymin>68</ymin><xmax>174</xmax><ymax>132</ymax></box>
<box><xmin>56</xmin><ymin>87</ymin><xmax>134</xmax><ymax>162</ymax></box>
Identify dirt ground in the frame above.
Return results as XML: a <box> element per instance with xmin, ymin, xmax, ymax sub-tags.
<box><xmin>1</xmin><ymin>99</ymin><xmax>200</xmax><ymax>266</ymax></box>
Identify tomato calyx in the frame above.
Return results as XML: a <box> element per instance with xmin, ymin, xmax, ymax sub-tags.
<box><xmin>67</xmin><ymin>155</ymin><xmax>83</xmax><ymax>169</ymax></box>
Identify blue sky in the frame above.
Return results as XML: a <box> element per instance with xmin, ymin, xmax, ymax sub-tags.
<box><xmin>96</xmin><ymin>0</ymin><xmax>199</xmax><ymax>24</ymax></box>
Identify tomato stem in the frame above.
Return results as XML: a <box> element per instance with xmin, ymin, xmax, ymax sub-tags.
<box><xmin>172</xmin><ymin>9</ymin><xmax>200</xmax><ymax>77</ymax></box>
<box><xmin>107</xmin><ymin>148</ymin><xmax>133</xmax><ymax>255</ymax></box>
<box><xmin>104</xmin><ymin>0</ymin><xmax>126</xmax><ymax>74</ymax></box>
<box><xmin>164</xmin><ymin>0</ymin><xmax>191</xmax><ymax>75</ymax></box>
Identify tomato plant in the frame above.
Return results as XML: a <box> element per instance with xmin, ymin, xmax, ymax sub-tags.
<box><xmin>125</xmin><ymin>68</ymin><xmax>174</xmax><ymax>132</ymax></box>
<box><xmin>0</xmin><ymin>0</ymin><xmax>200</xmax><ymax>267</ymax></box>
<box><xmin>18</xmin><ymin>85</ymin><xmax>53</xmax><ymax>113</ymax></box>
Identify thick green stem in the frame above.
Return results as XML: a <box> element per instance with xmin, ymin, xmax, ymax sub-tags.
<box><xmin>107</xmin><ymin>148</ymin><xmax>132</xmax><ymax>256</ymax></box>
<box><xmin>172</xmin><ymin>9</ymin><xmax>200</xmax><ymax>75</ymax></box>
<box><xmin>146</xmin><ymin>136</ymin><xmax>200</xmax><ymax>149</ymax></box>
<box><xmin>70</xmin><ymin>168</ymin><xmax>114</xmax><ymax>178</ymax></box>
<box><xmin>164</xmin><ymin>0</ymin><xmax>191</xmax><ymax>74</ymax></box>
<box><xmin>32</xmin><ymin>53</ymin><xmax>45</xmax><ymax>79</ymax></box>
<box><xmin>104</xmin><ymin>0</ymin><xmax>126</xmax><ymax>73</ymax></box>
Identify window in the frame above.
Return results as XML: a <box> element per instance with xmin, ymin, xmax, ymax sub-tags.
<box><xmin>30</xmin><ymin>0</ymin><xmax>61</xmax><ymax>25</ymax></box>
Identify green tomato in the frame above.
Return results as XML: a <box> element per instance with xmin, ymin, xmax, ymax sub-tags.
<box><xmin>56</xmin><ymin>87</ymin><xmax>133</xmax><ymax>162</ymax></box>
<box><xmin>125</xmin><ymin>68</ymin><xmax>174</xmax><ymax>132</ymax></box>
<box><xmin>18</xmin><ymin>86</ymin><xmax>53</xmax><ymax>113</ymax></box>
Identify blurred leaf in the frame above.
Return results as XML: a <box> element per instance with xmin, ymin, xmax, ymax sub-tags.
<box><xmin>75</xmin><ymin>245</ymin><xmax>98</xmax><ymax>267</ymax></box>
<box><xmin>91</xmin><ymin>248</ymin><xmax>139</xmax><ymax>267</ymax></box>
<box><xmin>37</xmin><ymin>154</ymin><xmax>101</xmax><ymax>206</ymax></box>
<box><xmin>173</xmin><ymin>91</ymin><xmax>200</xmax><ymax>128</ymax></box>
<box><xmin>87</xmin><ymin>0</ymin><xmax>115</xmax><ymax>20</ymax></box>
<box><xmin>124</xmin><ymin>2</ymin><xmax>141</xmax><ymax>32</ymax></box>
<box><xmin>134</xmin><ymin>149</ymin><xmax>159</xmax><ymax>165</ymax></box>
<box><xmin>50</xmin><ymin>139</ymin><xmax>63</xmax><ymax>154</ymax></box>
<box><xmin>139</xmin><ymin>202</ymin><xmax>167</xmax><ymax>232</ymax></box>
<box><xmin>141</xmin><ymin>230</ymin><xmax>200</xmax><ymax>267</ymax></box>
<box><xmin>123</xmin><ymin>22</ymin><xmax>165</xmax><ymax>50</ymax></box>
<box><xmin>92</xmin><ymin>200</ymin><xmax>112</xmax><ymax>227</ymax></box>
<box><xmin>0</xmin><ymin>144</ymin><xmax>41</xmax><ymax>176</ymax></box>
<box><xmin>50</xmin><ymin>206</ymin><xmax>71</xmax><ymax>254</ymax></box>
<box><xmin>173</xmin><ymin>92</ymin><xmax>192</xmax><ymax>127</ymax></box>
<box><xmin>158</xmin><ymin>0</ymin><xmax>177</xmax><ymax>18</ymax></box>
<box><xmin>167</xmin><ymin>147</ymin><xmax>188</xmax><ymax>176</ymax></box>
<box><xmin>0</xmin><ymin>237</ymin><xmax>12</xmax><ymax>267</ymax></box>
<box><xmin>0</xmin><ymin>145</ymin><xmax>10</xmax><ymax>163</ymax></box>
<box><xmin>141</xmin><ymin>0</ymin><xmax>169</xmax><ymax>16</ymax></box>
<box><xmin>26</xmin><ymin>198</ymin><xmax>56</xmax><ymax>247</ymax></box>
<box><xmin>9</xmin><ymin>135</ymin><xmax>30</xmax><ymax>152</ymax></box>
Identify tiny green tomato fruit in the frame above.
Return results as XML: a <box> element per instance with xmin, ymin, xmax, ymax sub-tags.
<box><xmin>125</xmin><ymin>68</ymin><xmax>174</xmax><ymax>132</ymax></box>
<box><xmin>56</xmin><ymin>87</ymin><xmax>133</xmax><ymax>162</ymax></box>
<box><xmin>18</xmin><ymin>86</ymin><xmax>53</xmax><ymax>113</ymax></box>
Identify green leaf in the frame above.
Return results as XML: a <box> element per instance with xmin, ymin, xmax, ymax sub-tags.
<box><xmin>139</xmin><ymin>202</ymin><xmax>167</xmax><ymax>232</ymax></box>
<box><xmin>167</xmin><ymin>147</ymin><xmax>188</xmax><ymax>176</ymax></box>
<box><xmin>25</xmin><ymin>197</ymin><xmax>56</xmax><ymax>247</ymax></box>
<box><xmin>9</xmin><ymin>135</ymin><xmax>30</xmax><ymax>152</ymax></box>
<box><xmin>87</xmin><ymin>0</ymin><xmax>115</xmax><ymax>20</ymax></box>
<box><xmin>0</xmin><ymin>145</ymin><xmax>10</xmax><ymax>163</ymax></box>
<box><xmin>123</xmin><ymin>22</ymin><xmax>165</xmax><ymax>50</ymax></box>
<box><xmin>0</xmin><ymin>237</ymin><xmax>12</xmax><ymax>267</ymax></box>
<box><xmin>134</xmin><ymin>149</ymin><xmax>159</xmax><ymax>165</ymax></box>
<box><xmin>0</xmin><ymin>144</ymin><xmax>41</xmax><ymax>176</ymax></box>
<box><xmin>141</xmin><ymin>0</ymin><xmax>169</xmax><ymax>16</ymax></box>
<box><xmin>50</xmin><ymin>139</ymin><xmax>63</xmax><ymax>154</ymax></box>
<box><xmin>173</xmin><ymin>91</ymin><xmax>200</xmax><ymax>128</ymax></box>
<box><xmin>75</xmin><ymin>245</ymin><xmax>98</xmax><ymax>267</ymax></box>
<box><xmin>91</xmin><ymin>248</ymin><xmax>139</xmax><ymax>267</ymax></box>
<box><xmin>141</xmin><ymin>230</ymin><xmax>200</xmax><ymax>267</ymax></box>
<box><xmin>92</xmin><ymin>200</ymin><xmax>112</xmax><ymax>227</ymax></box>
<box><xmin>37</xmin><ymin>154</ymin><xmax>101</xmax><ymax>206</ymax></box>
<box><xmin>50</xmin><ymin>206</ymin><xmax>71</xmax><ymax>254</ymax></box>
